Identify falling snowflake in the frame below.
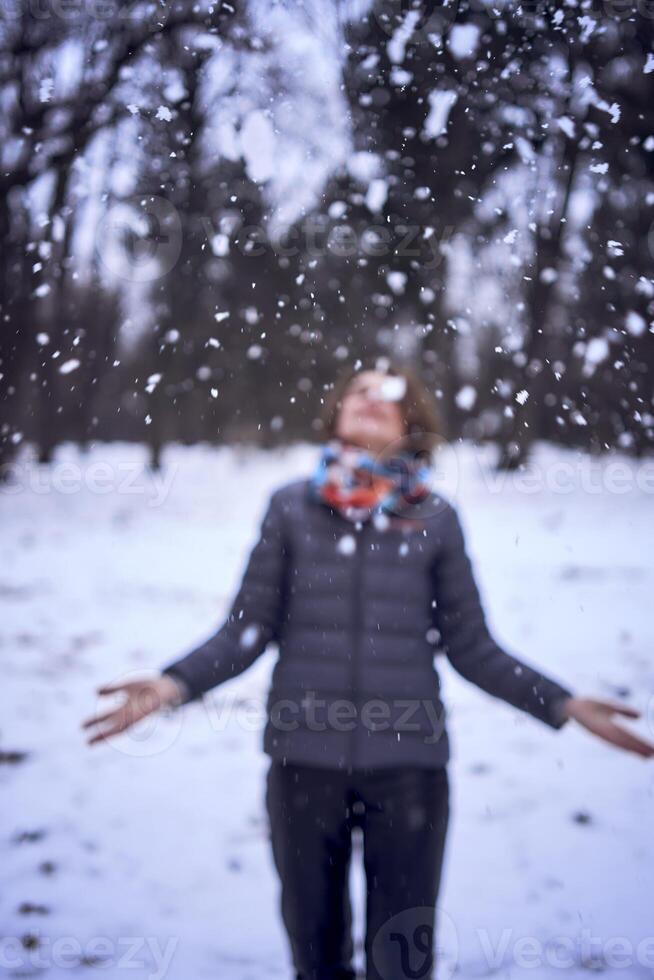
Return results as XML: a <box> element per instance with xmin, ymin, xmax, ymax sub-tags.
<box><xmin>59</xmin><ymin>359</ymin><xmax>80</xmax><ymax>375</ymax></box>
<box><xmin>447</xmin><ymin>24</ymin><xmax>481</xmax><ymax>60</ymax></box>
<box><xmin>365</xmin><ymin>179</ymin><xmax>388</xmax><ymax>213</ymax></box>
<box><xmin>39</xmin><ymin>78</ymin><xmax>53</xmax><ymax>103</ymax></box>
<box><xmin>376</xmin><ymin>376</ymin><xmax>407</xmax><ymax>402</ymax></box>
<box><xmin>373</xmin><ymin>512</ymin><xmax>390</xmax><ymax>532</ymax></box>
<box><xmin>239</xmin><ymin>624</ymin><xmax>261</xmax><ymax>650</ymax></box>
<box><xmin>625</xmin><ymin>311</ymin><xmax>646</xmax><ymax>337</ymax></box>
<box><xmin>337</xmin><ymin>534</ymin><xmax>356</xmax><ymax>556</ymax></box>
<box><xmin>424</xmin><ymin>90</ymin><xmax>457</xmax><ymax>139</ymax></box>
<box><xmin>557</xmin><ymin>117</ymin><xmax>575</xmax><ymax>139</ymax></box>
<box><xmin>386</xmin><ymin>271</ymin><xmax>407</xmax><ymax>295</ymax></box>
<box><xmin>585</xmin><ymin>338</ymin><xmax>609</xmax><ymax>366</ymax></box>
<box><xmin>455</xmin><ymin>386</ymin><xmax>477</xmax><ymax>411</ymax></box>
<box><xmin>211</xmin><ymin>234</ymin><xmax>229</xmax><ymax>257</ymax></box>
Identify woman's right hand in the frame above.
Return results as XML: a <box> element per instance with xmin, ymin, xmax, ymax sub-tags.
<box><xmin>81</xmin><ymin>675</ymin><xmax>184</xmax><ymax>746</ymax></box>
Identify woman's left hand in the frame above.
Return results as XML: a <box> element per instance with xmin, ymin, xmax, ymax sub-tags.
<box><xmin>560</xmin><ymin>697</ymin><xmax>654</xmax><ymax>758</ymax></box>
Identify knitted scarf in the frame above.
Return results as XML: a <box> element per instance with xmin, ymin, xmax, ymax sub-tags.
<box><xmin>310</xmin><ymin>438</ymin><xmax>432</xmax><ymax>523</ymax></box>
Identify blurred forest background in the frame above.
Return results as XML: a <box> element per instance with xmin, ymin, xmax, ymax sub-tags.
<box><xmin>1</xmin><ymin>0</ymin><xmax>653</xmax><ymax>473</ymax></box>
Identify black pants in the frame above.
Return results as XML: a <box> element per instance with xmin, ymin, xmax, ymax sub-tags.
<box><xmin>265</xmin><ymin>760</ymin><xmax>450</xmax><ymax>980</ymax></box>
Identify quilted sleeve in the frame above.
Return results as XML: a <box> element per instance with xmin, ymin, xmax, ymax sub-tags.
<box><xmin>431</xmin><ymin>503</ymin><xmax>574</xmax><ymax>729</ymax></box>
<box><xmin>160</xmin><ymin>489</ymin><xmax>288</xmax><ymax>702</ymax></box>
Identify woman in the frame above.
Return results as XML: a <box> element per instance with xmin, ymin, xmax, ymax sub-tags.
<box><xmin>82</xmin><ymin>357</ymin><xmax>653</xmax><ymax>980</ymax></box>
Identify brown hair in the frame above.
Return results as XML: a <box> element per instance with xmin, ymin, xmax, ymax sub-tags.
<box><xmin>319</xmin><ymin>355</ymin><xmax>444</xmax><ymax>454</ymax></box>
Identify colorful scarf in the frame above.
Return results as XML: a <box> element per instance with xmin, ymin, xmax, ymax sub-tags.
<box><xmin>310</xmin><ymin>438</ymin><xmax>432</xmax><ymax>523</ymax></box>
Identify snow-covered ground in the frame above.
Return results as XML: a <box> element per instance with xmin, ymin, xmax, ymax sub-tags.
<box><xmin>1</xmin><ymin>440</ymin><xmax>653</xmax><ymax>980</ymax></box>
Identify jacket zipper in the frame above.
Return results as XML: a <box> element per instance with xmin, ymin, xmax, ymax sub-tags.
<box><xmin>349</xmin><ymin>519</ymin><xmax>367</xmax><ymax>770</ymax></box>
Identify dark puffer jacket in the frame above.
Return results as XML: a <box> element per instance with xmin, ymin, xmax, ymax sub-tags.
<box><xmin>161</xmin><ymin>477</ymin><xmax>574</xmax><ymax>770</ymax></box>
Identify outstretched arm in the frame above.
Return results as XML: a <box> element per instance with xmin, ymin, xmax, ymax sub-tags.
<box><xmin>431</xmin><ymin>504</ymin><xmax>654</xmax><ymax>758</ymax></box>
<box><xmin>431</xmin><ymin>503</ymin><xmax>575</xmax><ymax>729</ymax></box>
<box><xmin>82</xmin><ymin>489</ymin><xmax>289</xmax><ymax>746</ymax></box>
<box><xmin>160</xmin><ymin>488</ymin><xmax>289</xmax><ymax>702</ymax></box>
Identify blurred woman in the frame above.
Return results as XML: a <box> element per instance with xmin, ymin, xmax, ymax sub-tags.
<box><xmin>83</xmin><ymin>356</ymin><xmax>653</xmax><ymax>980</ymax></box>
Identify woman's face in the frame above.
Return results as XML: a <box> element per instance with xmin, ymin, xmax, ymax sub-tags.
<box><xmin>334</xmin><ymin>370</ymin><xmax>407</xmax><ymax>455</ymax></box>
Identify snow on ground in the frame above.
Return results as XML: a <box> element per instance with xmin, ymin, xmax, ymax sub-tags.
<box><xmin>1</xmin><ymin>440</ymin><xmax>653</xmax><ymax>980</ymax></box>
